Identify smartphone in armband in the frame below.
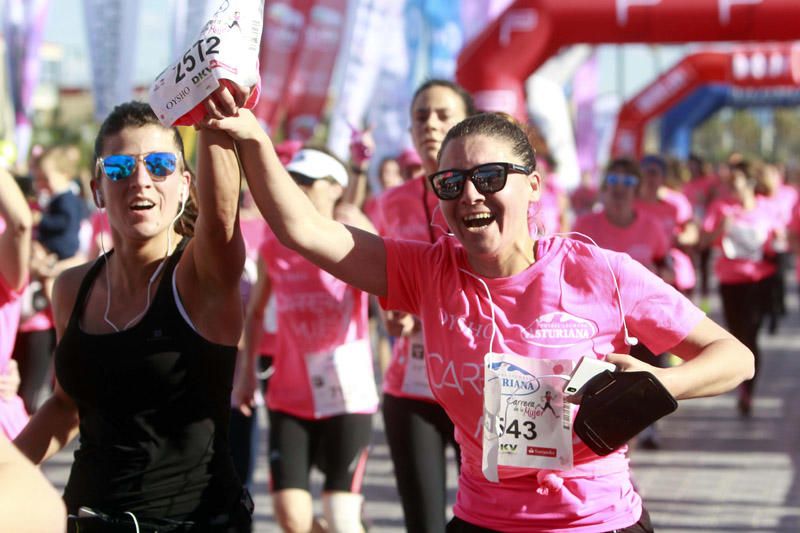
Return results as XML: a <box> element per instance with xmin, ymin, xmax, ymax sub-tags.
<box><xmin>574</xmin><ymin>370</ymin><xmax>678</xmax><ymax>456</ymax></box>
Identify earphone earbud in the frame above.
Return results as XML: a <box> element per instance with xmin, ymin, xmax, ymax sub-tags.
<box><xmin>180</xmin><ymin>184</ymin><xmax>188</xmax><ymax>207</ymax></box>
<box><xmin>624</xmin><ymin>332</ymin><xmax>639</xmax><ymax>346</ymax></box>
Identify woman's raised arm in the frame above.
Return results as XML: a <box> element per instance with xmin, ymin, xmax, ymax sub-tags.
<box><xmin>209</xmin><ymin>110</ymin><xmax>388</xmax><ymax>297</ymax></box>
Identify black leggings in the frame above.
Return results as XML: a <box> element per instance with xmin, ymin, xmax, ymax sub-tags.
<box><xmin>446</xmin><ymin>507</ymin><xmax>653</xmax><ymax>533</ymax></box>
<box><xmin>12</xmin><ymin>328</ymin><xmax>55</xmax><ymax>414</ymax></box>
<box><xmin>719</xmin><ymin>279</ymin><xmax>770</xmax><ymax>397</ymax></box>
<box><xmin>382</xmin><ymin>393</ymin><xmax>461</xmax><ymax>533</ymax></box>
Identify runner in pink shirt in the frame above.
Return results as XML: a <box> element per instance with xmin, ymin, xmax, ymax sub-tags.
<box><xmin>573</xmin><ymin>161</ymin><xmax>671</xmax><ymax>276</ymax></box>
<box><xmin>234</xmin><ymin>148</ymin><xmax>378</xmax><ymax>533</ymax></box>
<box><xmin>211</xmin><ymin>107</ymin><xmax>754</xmax><ymax>533</ymax></box>
<box><xmin>369</xmin><ymin>80</ymin><xmax>474</xmax><ymax>533</ymax></box>
<box><xmin>754</xmin><ymin>163</ymin><xmax>795</xmax><ymax>333</ymax></box>
<box><xmin>636</xmin><ymin>155</ymin><xmax>697</xmax><ymax>296</ymax></box>
<box><xmin>701</xmin><ymin>159</ymin><xmax>782</xmax><ymax>417</ymax></box>
<box><xmin>0</xmin><ymin>169</ymin><xmax>33</xmax><ymax>439</ymax></box>
<box><xmin>682</xmin><ymin>154</ymin><xmax>720</xmax><ymax>300</ymax></box>
<box><xmin>682</xmin><ymin>154</ymin><xmax>720</xmax><ymax>217</ymax></box>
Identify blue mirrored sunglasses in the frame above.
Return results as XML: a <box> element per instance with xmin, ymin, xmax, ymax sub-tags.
<box><xmin>605</xmin><ymin>173</ymin><xmax>639</xmax><ymax>188</ymax></box>
<box><xmin>96</xmin><ymin>152</ymin><xmax>179</xmax><ymax>182</ymax></box>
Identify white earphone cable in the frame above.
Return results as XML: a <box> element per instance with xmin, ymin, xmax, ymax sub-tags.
<box><xmin>102</xmin><ymin>191</ymin><xmax>188</xmax><ymax>332</ymax></box>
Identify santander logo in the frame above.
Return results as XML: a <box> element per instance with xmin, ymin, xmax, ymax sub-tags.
<box><xmin>523</xmin><ymin>312</ymin><xmax>597</xmax><ymax>347</ymax></box>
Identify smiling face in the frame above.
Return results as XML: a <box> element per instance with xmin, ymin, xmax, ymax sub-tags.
<box><xmin>410</xmin><ymin>85</ymin><xmax>469</xmax><ymax>174</ymax></box>
<box><xmin>438</xmin><ymin>134</ymin><xmax>539</xmax><ymax>277</ymax></box>
<box><xmin>95</xmin><ymin>124</ymin><xmax>190</xmax><ymax>244</ymax></box>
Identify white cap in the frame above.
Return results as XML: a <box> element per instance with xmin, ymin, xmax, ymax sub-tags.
<box><xmin>285</xmin><ymin>149</ymin><xmax>348</xmax><ymax>187</ymax></box>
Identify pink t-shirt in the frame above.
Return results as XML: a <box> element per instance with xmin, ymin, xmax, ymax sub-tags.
<box><xmin>372</xmin><ymin>176</ymin><xmax>450</xmax><ymax>401</ymax></box>
<box><xmin>572</xmin><ymin>209</ymin><xmax>669</xmax><ymax>271</ymax></box>
<box><xmin>0</xmin><ymin>216</ymin><xmax>30</xmax><ymax>438</ymax></box>
<box><xmin>635</xmin><ymin>191</ymin><xmax>696</xmax><ymax>291</ymax></box>
<box><xmin>757</xmin><ymin>184</ymin><xmax>797</xmax><ymax>227</ymax></box>
<box><xmin>381</xmin><ymin>236</ymin><xmax>704</xmax><ymax>532</ymax></box>
<box><xmin>262</xmin><ymin>236</ymin><xmax>376</xmax><ymax>419</ymax></box>
<box><xmin>703</xmin><ymin>197</ymin><xmax>779</xmax><ymax>284</ymax></box>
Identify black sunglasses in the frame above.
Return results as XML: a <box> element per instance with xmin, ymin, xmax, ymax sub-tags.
<box><xmin>428</xmin><ymin>162</ymin><xmax>531</xmax><ymax>200</ymax></box>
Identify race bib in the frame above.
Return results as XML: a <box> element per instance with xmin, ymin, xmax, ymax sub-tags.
<box><xmin>482</xmin><ymin>352</ymin><xmax>574</xmax><ymax>482</ymax></box>
<box><xmin>721</xmin><ymin>222</ymin><xmax>768</xmax><ymax>261</ymax></box>
<box><xmin>305</xmin><ymin>339</ymin><xmax>379</xmax><ymax>418</ymax></box>
<box><xmin>400</xmin><ymin>331</ymin><xmax>434</xmax><ymax>399</ymax></box>
<box><xmin>149</xmin><ymin>0</ymin><xmax>263</xmax><ymax>127</ymax></box>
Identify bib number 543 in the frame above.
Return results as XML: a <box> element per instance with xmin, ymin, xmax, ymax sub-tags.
<box><xmin>500</xmin><ymin>417</ymin><xmax>538</xmax><ymax>440</ymax></box>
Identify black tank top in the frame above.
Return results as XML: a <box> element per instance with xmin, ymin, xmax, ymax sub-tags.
<box><xmin>55</xmin><ymin>240</ymin><xmax>242</xmax><ymax>523</ymax></box>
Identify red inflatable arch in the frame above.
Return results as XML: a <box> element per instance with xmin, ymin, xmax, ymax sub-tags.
<box><xmin>611</xmin><ymin>44</ymin><xmax>800</xmax><ymax>157</ymax></box>
<box><xmin>456</xmin><ymin>0</ymin><xmax>800</xmax><ymax>120</ymax></box>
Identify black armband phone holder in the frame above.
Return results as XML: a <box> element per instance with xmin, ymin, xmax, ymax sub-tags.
<box><xmin>574</xmin><ymin>370</ymin><xmax>678</xmax><ymax>456</ymax></box>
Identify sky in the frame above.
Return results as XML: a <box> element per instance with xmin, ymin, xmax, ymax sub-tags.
<box><xmin>2</xmin><ymin>0</ymin><xmax>687</xmax><ymax>100</ymax></box>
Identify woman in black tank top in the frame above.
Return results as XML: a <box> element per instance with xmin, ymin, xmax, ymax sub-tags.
<box><xmin>14</xmin><ymin>88</ymin><xmax>253</xmax><ymax>532</ymax></box>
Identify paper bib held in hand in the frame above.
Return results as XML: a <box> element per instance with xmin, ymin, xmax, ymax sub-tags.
<box><xmin>482</xmin><ymin>353</ymin><xmax>574</xmax><ymax>482</ymax></box>
<box><xmin>149</xmin><ymin>0</ymin><xmax>264</xmax><ymax>127</ymax></box>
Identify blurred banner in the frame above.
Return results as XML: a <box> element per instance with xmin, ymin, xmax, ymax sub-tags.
<box><xmin>283</xmin><ymin>0</ymin><xmax>347</xmax><ymax>140</ymax></box>
<box><xmin>406</xmin><ymin>0</ymin><xmax>463</xmax><ymax>86</ymax></box>
<box><xmin>255</xmin><ymin>0</ymin><xmax>307</xmax><ymax>133</ymax></box>
<box><xmin>329</xmin><ymin>0</ymin><xmax>469</xmax><ymax>190</ymax></box>
<box><xmin>326</xmin><ymin>0</ymin><xmax>385</xmax><ymax>161</ymax></box>
<box><xmin>365</xmin><ymin>0</ymin><xmax>413</xmax><ymax>183</ymax></box>
<box><xmin>573</xmin><ymin>52</ymin><xmax>599</xmax><ymax>177</ymax></box>
<box><xmin>170</xmin><ymin>0</ymin><xmax>217</xmax><ymax>57</ymax></box>
<box><xmin>82</xmin><ymin>0</ymin><xmax>141</xmax><ymax>121</ymax></box>
<box><xmin>3</xmin><ymin>0</ymin><xmax>50</xmax><ymax>162</ymax></box>
<box><xmin>526</xmin><ymin>75</ymin><xmax>579</xmax><ymax>190</ymax></box>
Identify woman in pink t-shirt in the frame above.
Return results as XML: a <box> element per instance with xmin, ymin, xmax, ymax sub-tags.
<box><xmin>701</xmin><ymin>160</ymin><xmax>782</xmax><ymax>417</ymax></box>
<box><xmin>573</xmin><ymin>159</ymin><xmax>671</xmax><ymax>276</ymax></box>
<box><xmin>0</xmin><ymin>169</ymin><xmax>33</xmax><ymax>439</ymax></box>
<box><xmin>212</xmin><ymin>108</ymin><xmax>754</xmax><ymax>533</ymax></box>
<box><xmin>636</xmin><ymin>155</ymin><xmax>697</xmax><ymax>296</ymax></box>
<box><xmin>234</xmin><ymin>148</ymin><xmax>379</xmax><ymax>532</ymax></box>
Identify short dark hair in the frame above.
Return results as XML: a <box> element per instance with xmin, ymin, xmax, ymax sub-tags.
<box><xmin>411</xmin><ymin>79</ymin><xmax>477</xmax><ymax>118</ymax></box>
<box><xmin>438</xmin><ymin>112</ymin><xmax>537</xmax><ymax>169</ymax></box>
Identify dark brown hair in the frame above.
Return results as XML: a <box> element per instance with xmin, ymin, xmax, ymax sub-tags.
<box><xmin>411</xmin><ymin>79</ymin><xmax>477</xmax><ymax>118</ymax></box>
<box><xmin>438</xmin><ymin>112</ymin><xmax>537</xmax><ymax>169</ymax></box>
